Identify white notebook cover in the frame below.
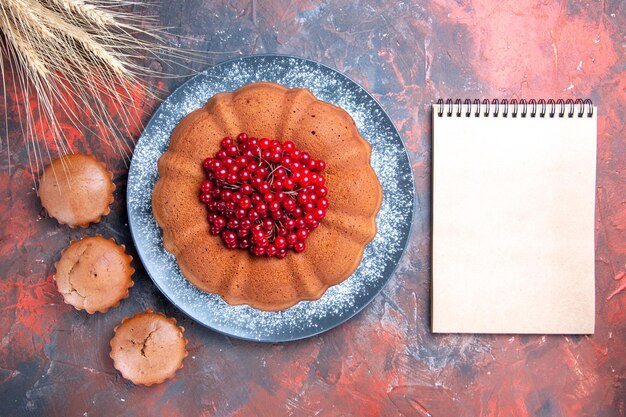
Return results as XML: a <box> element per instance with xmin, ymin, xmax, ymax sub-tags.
<box><xmin>432</xmin><ymin>103</ymin><xmax>596</xmax><ymax>334</ymax></box>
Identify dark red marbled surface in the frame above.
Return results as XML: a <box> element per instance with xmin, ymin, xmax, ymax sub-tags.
<box><xmin>1</xmin><ymin>1</ymin><xmax>625</xmax><ymax>416</ymax></box>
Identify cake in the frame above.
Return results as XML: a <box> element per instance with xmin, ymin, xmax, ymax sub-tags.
<box><xmin>152</xmin><ymin>82</ymin><xmax>382</xmax><ymax>311</ymax></box>
<box><xmin>110</xmin><ymin>310</ymin><xmax>187</xmax><ymax>386</ymax></box>
<box><xmin>39</xmin><ymin>153</ymin><xmax>115</xmax><ymax>228</ymax></box>
<box><xmin>54</xmin><ymin>235</ymin><xmax>134</xmax><ymax>313</ymax></box>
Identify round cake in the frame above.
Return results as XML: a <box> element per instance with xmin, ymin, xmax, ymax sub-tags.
<box><xmin>39</xmin><ymin>153</ymin><xmax>115</xmax><ymax>228</ymax></box>
<box><xmin>54</xmin><ymin>235</ymin><xmax>134</xmax><ymax>313</ymax></box>
<box><xmin>110</xmin><ymin>310</ymin><xmax>187</xmax><ymax>386</ymax></box>
<box><xmin>152</xmin><ymin>82</ymin><xmax>382</xmax><ymax>311</ymax></box>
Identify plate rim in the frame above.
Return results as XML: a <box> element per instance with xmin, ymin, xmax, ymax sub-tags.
<box><xmin>127</xmin><ymin>53</ymin><xmax>416</xmax><ymax>342</ymax></box>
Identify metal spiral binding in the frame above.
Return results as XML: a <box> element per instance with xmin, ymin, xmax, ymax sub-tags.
<box><xmin>436</xmin><ymin>98</ymin><xmax>593</xmax><ymax>118</ymax></box>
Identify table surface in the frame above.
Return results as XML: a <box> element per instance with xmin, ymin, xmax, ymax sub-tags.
<box><xmin>1</xmin><ymin>1</ymin><xmax>625</xmax><ymax>416</ymax></box>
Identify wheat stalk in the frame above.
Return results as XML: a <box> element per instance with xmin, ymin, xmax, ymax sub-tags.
<box><xmin>0</xmin><ymin>0</ymin><xmax>213</xmax><ymax>180</ymax></box>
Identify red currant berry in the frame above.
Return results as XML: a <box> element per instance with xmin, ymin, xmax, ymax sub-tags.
<box><xmin>236</xmin><ymin>156</ymin><xmax>248</xmax><ymax>167</ymax></box>
<box><xmin>214</xmin><ymin>216</ymin><xmax>226</xmax><ymax>229</ymax></box>
<box><xmin>270</xmin><ymin>152</ymin><xmax>282</xmax><ymax>163</ymax></box>
<box><xmin>222</xmin><ymin>229</ymin><xmax>236</xmax><ymax>242</ymax></box>
<box><xmin>297</xmin><ymin>192</ymin><xmax>309</xmax><ymax>204</ymax></box>
<box><xmin>210</xmin><ymin>159</ymin><xmax>222</xmax><ymax>171</ymax></box>
<box><xmin>262</xmin><ymin>218</ymin><xmax>274</xmax><ymax>230</ymax></box>
<box><xmin>240</xmin><ymin>184</ymin><xmax>253</xmax><ymax>195</ymax></box>
<box><xmin>299</xmin><ymin>175</ymin><xmax>311</xmax><ymax>187</ymax></box>
<box><xmin>252</xmin><ymin>177</ymin><xmax>263</xmax><ymax>188</ymax></box>
<box><xmin>313</xmin><ymin>208</ymin><xmax>325</xmax><ymax>220</ymax></box>
<box><xmin>304</xmin><ymin>213</ymin><xmax>316</xmax><ymax>225</ymax></box>
<box><xmin>235</xmin><ymin>208</ymin><xmax>247</xmax><ymax>219</ymax></box>
<box><xmin>251</xmin><ymin>193</ymin><xmax>262</xmax><ymax>204</ymax></box>
<box><xmin>221</xmin><ymin>137</ymin><xmax>233</xmax><ymax>148</ymax></box>
<box><xmin>237</xmin><ymin>132</ymin><xmax>249</xmax><ymax>143</ymax></box>
<box><xmin>239</xmin><ymin>170</ymin><xmax>251</xmax><ymax>181</ymax></box>
<box><xmin>226</xmin><ymin>146</ymin><xmax>239</xmax><ymax>157</ymax></box>
<box><xmin>292</xmin><ymin>208</ymin><xmax>303</xmax><ymax>218</ymax></box>
<box><xmin>239</xmin><ymin>197</ymin><xmax>252</xmax><ymax>209</ymax></box>
<box><xmin>275</xmin><ymin>167</ymin><xmax>287</xmax><ymax>179</ymax></box>
<box><xmin>275</xmin><ymin>236</ymin><xmax>287</xmax><ymax>249</ymax></box>
<box><xmin>282</xmin><ymin>198</ymin><xmax>295</xmax><ymax>212</ymax></box>
<box><xmin>296</xmin><ymin>228</ymin><xmax>309</xmax><ymax>241</ymax></box>
<box><xmin>217</xmin><ymin>149</ymin><xmax>228</xmax><ymax>160</ymax></box>
<box><xmin>252</xmin><ymin>245</ymin><xmax>265</xmax><ymax>256</ymax></box>
<box><xmin>283</xmin><ymin>140</ymin><xmax>295</xmax><ymax>153</ymax></box>
<box><xmin>284</xmin><ymin>178</ymin><xmax>295</xmax><ymax>190</ymax></box>
<box><xmin>269</xmin><ymin>201</ymin><xmax>281</xmax><ymax>212</ymax></box>
<box><xmin>221</xmin><ymin>190</ymin><xmax>233</xmax><ymax>201</ymax></box>
<box><xmin>257</xmin><ymin>166</ymin><xmax>269</xmax><ymax>178</ymax></box>
<box><xmin>272</xmin><ymin>179</ymin><xmax>284</xmax><ymax>191</ymax></box>
<box><xmin>266</xmin><ymin>245</ymin><xmax>278</xmax><ymax>257</ymax></box>
<box><xmin>281</xmin><ymin>156</ymin><xmax>293</xmax><ymax>168</ymax></box>
<box><xmin>253</xmin><ymin>229</ymin><xmax>266</xmax><ymax>241</ymax></box>
<box><xmin>294</xmin><ymin>241</ymin><xmax>305</xmax><ymax>253</ymax></box>
<box><xmin>258</xmin><ymin>182</ymin><xmax>270</xmax><ymax>194</ymax></box>
<box><xmin>259</xmin><ymin>138</ymin><xmax>271</xmax><ymax>149</ymax></box>
<box><xmin>284</xmin><ymin>219</ymin><xmax>296</xmax><ymax>230</ymax></box>
<box><xmin>215</xmin><ymin>168</ymin><xmax>228</xmax><ymax>179</ymax></box>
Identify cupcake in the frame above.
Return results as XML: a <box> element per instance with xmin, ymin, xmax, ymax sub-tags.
<box><xmin>110</xmin><ymin>310</ymin><xmax>188</xmax><ymax>386</ymax></box>
<box><xmin>39</xmin><ymin>153</ymin><xmax>115</xmax><ymax>228</ymax></box>
<box><xmin>54</xmin><ymin>235</ymin><xmax>134</xmax><ymax>313</ymax></box>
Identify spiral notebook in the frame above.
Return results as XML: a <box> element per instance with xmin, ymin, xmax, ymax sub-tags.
<box><xmin>432</xmin><ymin>100</ymin><xmax>597</xmax><ymax>334</ymax></box>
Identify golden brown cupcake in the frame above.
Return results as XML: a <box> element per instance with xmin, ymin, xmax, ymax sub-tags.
<box><xmin>109</xmin><ymin>310</ymin><xmax>188</xmax><ymax>386</ymax></box>
<box><xmin>54</xmin><ymin>236</ymin><xmax>134</xmax><ymax>313</ymax></box>
<box><xmin>39</xmin><ymin>153</ymin><xmax>115</xmax><ymax>228</ymax></box>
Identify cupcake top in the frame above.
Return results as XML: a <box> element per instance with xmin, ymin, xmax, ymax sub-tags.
<box><xmin>54</xmin><ymin>235</ymin><xmax>134</xmax><ymax>313</ymax></box>
<box><xmin>110</xmin><ymin>310</ymin><xmax>187</xmax><ymax>386</ymax></box>
<box><xmin>39</xmin><ymin>153</ymin><xmax>115</xmax><ymax>228</ymax></box>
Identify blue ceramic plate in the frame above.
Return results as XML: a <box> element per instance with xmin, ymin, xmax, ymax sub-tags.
<box><xmin>127</xmin><ymin>55</ymin><xmax>414</xmax><ymax>342</ymax></box>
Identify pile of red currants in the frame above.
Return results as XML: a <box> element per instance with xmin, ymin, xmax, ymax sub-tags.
<box><xmin>200</xmin><ymin>133</ymin><xmax>328</xmax><ymax>258</ymax></box>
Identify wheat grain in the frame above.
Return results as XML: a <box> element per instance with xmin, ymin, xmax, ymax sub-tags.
<box><xmin>0</xmin><ymin>0</ymin><xmax>211</xmax><ymax>176</ymax></box>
